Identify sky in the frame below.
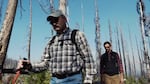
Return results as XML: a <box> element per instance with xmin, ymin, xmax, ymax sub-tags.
<box><xmin>0</xmin><ymin>0</ymin><xmax>150</xmax><ymax>74</ymax></box>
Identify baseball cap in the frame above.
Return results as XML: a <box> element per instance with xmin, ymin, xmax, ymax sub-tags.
<box><xmin>47</xmin><ymin>10</ymin><xmax>64</xmax><ymax>21</ymax></box>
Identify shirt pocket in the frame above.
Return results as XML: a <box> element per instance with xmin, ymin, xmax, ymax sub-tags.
<box><xmin>63</xmin><ymin>40</ymin><xmax>76</xmax><ymax>56</ymax></box>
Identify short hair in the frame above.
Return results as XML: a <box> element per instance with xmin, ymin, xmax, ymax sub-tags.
<box><xmin>103</xmin><ymin>41</ymin><xmax>111</xmax><ymax>47</ymax></box>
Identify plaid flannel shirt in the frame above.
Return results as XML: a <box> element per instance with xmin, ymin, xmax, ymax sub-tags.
<box><xmin>32</xmin><ymin>28</ymin><xmax>97</xmax><ymax>83</ymax></box>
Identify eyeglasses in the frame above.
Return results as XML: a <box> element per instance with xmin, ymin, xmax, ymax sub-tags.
<box><xmin>50</xmin><ymin>17</ymin><xmax>59</xmax><ymax>25</ymax></box>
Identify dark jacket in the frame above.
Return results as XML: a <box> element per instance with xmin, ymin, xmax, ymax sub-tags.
<box><xmin>100</xmin><ymin>51</ymin><xmax>123</xmax><ymax>76</ymax></box>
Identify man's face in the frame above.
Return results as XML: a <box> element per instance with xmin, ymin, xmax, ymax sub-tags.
<box><xmin>50</xmin><ymin>16</ymin><xmax>66</xmax><ymax>33</ymax></box>
<box><xmin>104</xmin><ymin>44</ymin><xmax>111</xmax><ymax>52</ymax></box>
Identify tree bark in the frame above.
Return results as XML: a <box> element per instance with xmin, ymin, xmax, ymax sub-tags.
<box><xmin>0</xmin><ymin>0</ymin><xmax>18</xmax><ymax>82</ymax></box>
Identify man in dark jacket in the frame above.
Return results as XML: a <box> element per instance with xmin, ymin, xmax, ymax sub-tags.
<box><xmin>100</xmin><ymin>41</ymin><xmax>124</xmax><ymax>84</ymax></box>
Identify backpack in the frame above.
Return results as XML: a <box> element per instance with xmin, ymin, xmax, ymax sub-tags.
<box><xmin>101</xmin><ymin>52</ymin><xmax>120</xmax><ymax>76</ymax></box>
<box><xmin>49</xmin><ymin>29</ymin><xmax>79</xmax><ymax>47</ymax></box>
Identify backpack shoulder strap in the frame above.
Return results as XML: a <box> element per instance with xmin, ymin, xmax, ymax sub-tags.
<box><xmin>71</xmin><ymin>29</ymin><xmax>79</xmax><ymax>45</ymax></box>
<box><xmin>71</xmin><ymin>29</ymin><xmax>81</xmax><ymax>53</ymax></box>
<box><xmin>49</xmin><ymin>29</ymin><xmax>78</xmax><ymax>46</ymax></box>
<box><xmin>49</xmin><ymin>36</ymin><xmax>56</xmax><ymax>45</ymax></box>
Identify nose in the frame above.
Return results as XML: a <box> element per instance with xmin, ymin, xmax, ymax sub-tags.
<box><xmin>52</xmin><ymin>23</ymin><xmax>57</xmax><ymax>26</ymax></box>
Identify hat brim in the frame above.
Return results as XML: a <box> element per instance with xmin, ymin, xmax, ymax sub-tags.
<box><xmin>47</xmin><ymin>16</ymin><xmax>53</xmax><ymax>21</ymax></box>
<box><xmin>47</xmin><ymin>10</ymin><xmax>64</xmax><ymax>21</ymax></box>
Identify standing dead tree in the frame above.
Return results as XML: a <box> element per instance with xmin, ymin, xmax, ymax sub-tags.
<box><xmin>0</xmin><ymin>0</ymin><xmax>18</xmax><ymax>82</ymax></box>
<box><xmin>128</xmin><ymin>28</ymin><xmax>136</xmax><ymax>78</ymax></box>
<box><xmin>59</xmin><ymin>0</ymin><xmax>67</xmax><ymax>17</ymax></box>
<box><xmin>116</xmin><ymin>23</ymin><xmax>123</xmax><ymax>71</ymax></box>
<box><xmin>135</xmin><ymin>36</ymin><xmax>144</xmax><ymax>77</ymax></box>
<box><xmin>119</xmin><ymin>25</ymin><xmax>127</xmax><ymax>77</ymax></box>
<box><xmin>27</xmin><ymin>0</ymin><xmax>32</xmax><ymax>61</ymax></box>
<box><xmin>94</xmin><ymin>0</ymin><xmax>101</xmax><ymax>80</ymax></box>
<box><xmin>108</xmin><ymin>20</ymin><xmax>112</xmax><ymax>45</ymax></box>
<box><xmin>137</xmin><ymin>0</ymin><xmax>150</xmax><ymax>79</ymax></box>
<box><xmin>126</xmin><ymin>47</ymin><xmax>132</xmax><ymax>77</ymax></box>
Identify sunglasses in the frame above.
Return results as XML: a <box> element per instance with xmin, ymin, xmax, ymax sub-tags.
<box><xmin>104</xmin><ymin>46</ymin><xmax>110</xmax><ymax>48</ymax></box>
<box><xmin>50</xmin><ymin>17</ymin><xmax>59</xmax><ymax>25</ymax></box>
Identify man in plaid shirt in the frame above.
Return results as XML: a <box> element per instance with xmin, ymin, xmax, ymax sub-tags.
<box><xmin>17</xmin><ymin>10</ymin><xmax>97</xmax><ymax>84</ymax></box>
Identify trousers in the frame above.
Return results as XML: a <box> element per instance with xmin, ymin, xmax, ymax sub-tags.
<box><xmin>50</xmin><ymin>73</ymin><xmax>82</xmax><ymax>84</ymax></box>
<box><xmin>102</xmin><ymin>74</ymin><xmax>120</xmax><ymax>84</ymax></box>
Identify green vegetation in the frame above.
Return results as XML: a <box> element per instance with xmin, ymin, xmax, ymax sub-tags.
<box><xmin>93</xmin><ymin>75</ymin><xmax>149</xmax><ymax>84</ymax></box>
<box><xmin>124</xmin><ymin>76</ymin><xmax>148</xmax><ymax>84</ymax></box>
<box><xmin>16</xmin><ymin>70</ymin><xmax>51</xmax><ymax>84</ymax></box>
<box><xmin>4</xmin><ymin>72</ymin><xmax>149</xmax><ymax>84</ymax></box>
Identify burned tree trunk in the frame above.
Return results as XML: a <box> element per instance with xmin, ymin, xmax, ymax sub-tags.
<box><xmin>94</xmin><ymin>0</ymin><xmax>101</xmax><ymax>81</ymax></box>
<box><xmin>59</xmin><ymin>0</ymin><xmax>67</xmax><ymax>16</ymax></box>
<box><xmin>137</xmin><ymin>0</ymin><xmax>150</xmax><ymax>79</ymax></box>
<box><xmin>27</xmin><ymin>0</ymin><xmax>32</xmax><ymax>61</ymax></box>
<box><xmin>0</xmin><ymin>0</ymin><xmax>18</xmax><ymax>82</ymax></box>
<box><xmin>135</xmin><ymin>36</ymin><xmax>144</xmax><ymax>77</ymax></box>
<box><xmin>128</xmin><ymin>28</ymin><xmax>136</xmax><ymax>77</ymax></box>
<box><xmin>119</xmin><ymin>25</ymin><xmax>127</xmax><ymax>77</ymax></box>
<box><xmin>108</xmin><ymin>20</ymin><xmax>112</xmax><ymax>45</ymax></box>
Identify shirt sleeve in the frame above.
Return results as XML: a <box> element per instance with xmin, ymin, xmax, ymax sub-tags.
<box><xmin>31</xmin><ymin>43</ymin><xmax>50</xmax><ymax>72</ymax></box>
<box><xmin>116</xmin><ymin>53</ymin><xmax>124</xmax><ymax>73</ymax></box>
<box><xmin>76</xmin><ymin>31</ymin><xmax>97</xmax><ymax>83</ymax></box>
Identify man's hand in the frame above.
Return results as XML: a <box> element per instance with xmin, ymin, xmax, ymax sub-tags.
<box><xmin>120</xmin><ymin>78</ymin><xmax>124</xmax><ymax>84</ymax></box>
<box><xmin>120</xmin><ymin>73</ymin><xmax>124</xmax><ymax>84</ymax></box>
<box><xmin>16</xmin><ymin>59</ymin><xmax>30</xmax><ymax>70</ymax></box>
